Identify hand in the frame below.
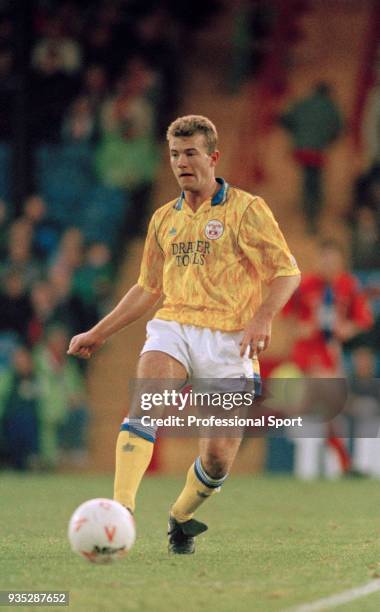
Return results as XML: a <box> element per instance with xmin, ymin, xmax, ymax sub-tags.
<box><xmin>239</xmin><ymin>314</ymin><xmax>272</xmax><ymax>358</ymax></box>
<box><xmin>67</xmin><ymin>330</ymin><xmax>105</xmax><ymax>359</ymax></box>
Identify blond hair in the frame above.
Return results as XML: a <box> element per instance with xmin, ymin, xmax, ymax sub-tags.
<box><xmin>166</xmin><ymin>115</ymin><xmax>218</xmax><ymax>153</ymax></box>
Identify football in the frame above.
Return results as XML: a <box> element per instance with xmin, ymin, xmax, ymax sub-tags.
<box><xmin>68</xmin><ymin>498</ymin><xmax>135</xmax><ymax>563</ymax></box>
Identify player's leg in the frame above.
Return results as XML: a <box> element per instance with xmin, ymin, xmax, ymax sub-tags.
<box><xmin>168</xmin><ymin>325</ymin><xmax>253</xmax><ymax>552</ymax></box>
<box><xmin>168</xmin><ymin>435</ymin><xmax>243</xmax><ymax>553</ymax></box>
<box><xmin>168</xmin><ymin>438</ymin><xmax>241</xmax><ymax>555</ymax></box>
<box><xmin>170</xmin><ymin>436</ymin><xmax>242</xmax><ymax>522</ymax></box>
<box><xmin>114</xmin><ymin>350</ymin><xmax>187</xmax><ymax>512</ymax></box>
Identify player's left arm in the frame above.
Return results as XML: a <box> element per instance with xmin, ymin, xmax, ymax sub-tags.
<box><xmin>238</xmin><ymin>196</ymin><xmax>301</xmax><ymax>358</ymax></box>
<box><xmin>240</xmin><ymin>274</ymin><xmax>301</xmax><ymax>357</ymax></box>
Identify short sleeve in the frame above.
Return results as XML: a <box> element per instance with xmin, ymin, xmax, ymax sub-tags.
<box><xmin>238</xmin><ymin>197</ymin><xmax>300</xmax><ymax>284</ymax></box>
<box><xmin>137</xmin><ymin>213</ymin><xmax>164</xmax><ymax>294</ymax></box>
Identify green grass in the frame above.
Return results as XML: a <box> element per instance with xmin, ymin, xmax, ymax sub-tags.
<box><xmin>1</xmin><ymin>474</ymin><xmax>380</xmax><ymax>611</ymax></box>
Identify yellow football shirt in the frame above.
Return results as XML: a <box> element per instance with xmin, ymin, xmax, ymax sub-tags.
<box><xmin>138</xmin><ymin>178</ymin><xmax>300</xmax><ymax>331</ymax></box>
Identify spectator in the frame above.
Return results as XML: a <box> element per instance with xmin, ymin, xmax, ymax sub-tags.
<box><xmin>95</xmin><ymin>58</ymin><xmax>158</xmax><ymax>190</ymax></box>
<box><xmin>49</xmin><ymin>266</ymin><xmax>97</xmax><ymax>334</ymax></box>
<box><xmin>81</xmin><ymin>64</ymin><xmax>108</xmax><ymax>115</ymax></box>
<box><xmin>0</xmin><ymin>271</ymin><xmax>33</xmax><ymax>341</ymax></box>
<box><xmin>27</xmin><ymin>280</ymin><xmax>57</xmax><ymax>346</ymax></box>
<box><xmin>0</xmin><ymin>1</ymin><xmax>215</xmax><ymax>475</ymax></box>
<box><xmin>229</xmin><ymin>0</ymin><xmax>275</xmax><ymax>93</ymax></box>
<box><xmin>62</xmin><ymin>95</ymin><xmax>97</xmax><ymax>144</ymax></box>
<box><xmin>352</xmin><ymin>162</ymin><xmax>380</xmax><ymax>221</ymax></box>
<box><xmin>49</xmin><ymin>227</ymin><xmax>84</xmax><ymax>273</ymax></box>
<box><xmin>0</xmin><ymin>346</ymin><xmax>40</xmax><ymax>470</ymax></box>
<box><xmin>7</xmin><ymin>216</ymin><xmax>33</xmax><ymax>246</ymax></box>
<box><xmin>95</xmin><ymin>58</ymin><xmax>159</xmax><ymax>235</ymax></box>
<box><xmin>3</xmin><ymin>230</ymin><xmax>42</xmax><ymax>289</ymax></box>
<box><xmin>283</xmin><ymin>241</ymin><xmax>373</xmax><ymax>479</ymax></box>
<box><xmin>34</xmin><ymin>324</ymin><xmax>87</xmax><ymax>468</ymax></box>
<box><xmin>31</xmin><ymin>16</ymin><xmax>82</xmax><ymax>76</ymax></box>
<box><xmin>72</xmin><ymin>242</ymin><xmax>113</xmax><ymax>318</ymax></box>
<box><xmin>283</xmin><ymin>239</ymin><xmax>373</xmax><ymax>375</ymax></box>
<box><xmin>279</xmin><ymin>83</ymin><xmax>344</xmax><ymax>233</ymax></box>
<box><xmin>351</xmin><ymin>206</ymin><xmax>380</xmax><ymax>270</ymax></box>
<box><xmin>22</xmin><ymin>194</ymin><xmax>60</xmax><ymax>260</ymax></box>
<box><xmin>99</xmin><ymin>61</ymin><xmax>155</xmax><ymax>141</ymax></box>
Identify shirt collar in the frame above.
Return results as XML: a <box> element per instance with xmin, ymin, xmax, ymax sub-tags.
<box><xmin>174</xmin><ymin>177</ymin><xmax>229</xmax><ymax>210</ymax></box>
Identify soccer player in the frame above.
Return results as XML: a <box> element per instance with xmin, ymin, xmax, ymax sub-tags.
<box><xmin>68</xmin><ymin>115</ymin><xmax>301</xmax><ymax>553</ymax></box>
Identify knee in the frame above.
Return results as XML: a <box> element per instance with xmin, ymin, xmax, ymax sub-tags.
<box><xmin>201</xmin><ymin>452</ymin><xmax>228</xmax><ymax>479</ymax></box>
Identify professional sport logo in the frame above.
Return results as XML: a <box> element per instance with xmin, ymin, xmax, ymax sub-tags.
<box><xmin>205</xmin><ymin>220</ymin><xmax>224</xmax><ymax>240</ymax></box>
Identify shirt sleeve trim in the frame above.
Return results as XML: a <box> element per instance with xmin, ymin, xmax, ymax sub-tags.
<box><xmin>137</xmin><ymin>279</ymin><xmax>162</xmax><ymax>295</ymax></box>
<box><xmin>265</xmin><ymin>269</ymin><xmax>302</xmax><ymax>284</ymax></box>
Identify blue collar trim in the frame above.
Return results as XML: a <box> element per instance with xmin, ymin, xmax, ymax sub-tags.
<box><xmin>174</xmin><ymin>177</ymin><xmax>229</xmax><ymax>210</ymax></box>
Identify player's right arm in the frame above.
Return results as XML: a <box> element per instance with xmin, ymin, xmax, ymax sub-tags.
<box><xmin>67</xmin><ymin>284</ymin><xmax>161</xmax><ymax>359</ymax></box>
<box><xmin>68</xmin><ymin>211</ymin><xmax>165</xmax><ymax>360</ymax></box>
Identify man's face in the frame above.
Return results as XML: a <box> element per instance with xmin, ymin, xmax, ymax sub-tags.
<box><xmin>318</xmin><ymin>247</ymin><xmax>344</xmax><ymax>280</ymax></box>
<box><xmin>169</xmin><ymin>133</ymin><xmax>219</xmax><ymax>193</ymax></box>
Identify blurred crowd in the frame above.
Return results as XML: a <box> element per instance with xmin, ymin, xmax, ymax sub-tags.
<box><xmin>0</xmin><ymin>0</ymin><xmax>220</xmax><ymax>471</ymax></box>
<box><xmin>0</xmin><ymin>0</ymin><xmax>379</xmax><ymax>476</ymax></box>
<box><xmin>229</xmin><ymin>0</ymin><xmax>380</xmax><ymax>478</ymax></box>
<box><xmin>269</xmin><ymin>72</ymin><xmax>380</xmax><ymax>478</ymax></box>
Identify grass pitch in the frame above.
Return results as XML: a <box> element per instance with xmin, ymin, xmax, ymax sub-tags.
<box><xmin>1</xmin><ymin>473</ymin><xmax>380</xmax><ymax>611</ymax></box>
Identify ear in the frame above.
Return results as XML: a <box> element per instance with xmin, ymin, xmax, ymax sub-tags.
<box><xmin>209</xmin><ymin>150</ymin><xmax>220</xmax><ymax>167</ymax></box>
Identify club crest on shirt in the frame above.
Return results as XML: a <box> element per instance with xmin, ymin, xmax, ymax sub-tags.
<box><xmin>205</xmin><ymin>219</ymin><xmax>224</xmax><ymax>240</ymax></box>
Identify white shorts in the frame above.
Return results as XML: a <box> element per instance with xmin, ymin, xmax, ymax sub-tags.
<box><xmin>141</xmin><ymin>318</ymin><xmax>255</xmax><ymax>379</ymax></box>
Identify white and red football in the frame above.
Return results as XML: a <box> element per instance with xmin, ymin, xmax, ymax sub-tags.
<box><xmin>68</xmin><ymin>498</ymin><xmax>135</xmax><ymax>563</ymax></box>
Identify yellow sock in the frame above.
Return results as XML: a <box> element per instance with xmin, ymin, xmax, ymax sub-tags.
<box><xmin>171</xmin><ymin>458</ymin><xmax>227</xmax><ymax>523</ymax></box>
<box><xmin>113</xmin><ymin>430</ymin><xmax>154</xmax><ymax>512</ymax></box>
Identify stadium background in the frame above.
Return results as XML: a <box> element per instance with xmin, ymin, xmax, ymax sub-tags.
<box><xmin>0</xmin><ymin>0</ymin><xmax>379</xmax><ymax>478</ymax></box>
